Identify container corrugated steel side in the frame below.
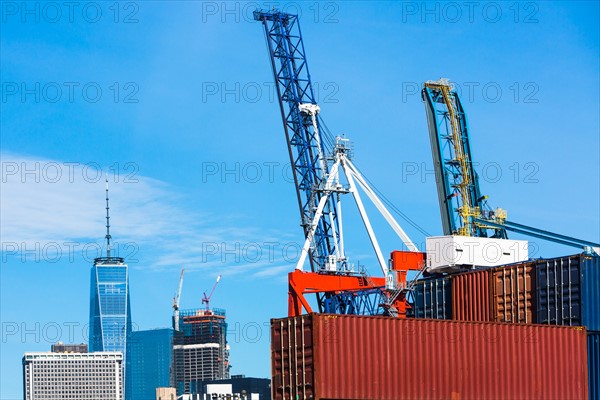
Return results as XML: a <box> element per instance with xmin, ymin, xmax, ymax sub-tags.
<box><xmin>451</xmin><ymin>269</ymin><xmax>492</xmax><ymax>321</ymax></box>
<box><xmin>410</xmin><ymin>276</ymin><xmax>451</xmax><ymax>319</ymax></box>
<box><xmin>271</xmin><ymin>313</ymin><xmax>588</xmax><ymax>400</ymax></box>
<box><xmin>582</xmin><ymin>256</ymin><xmax>600</xmax><ymax>331</ymax></box>
<box><xmin>491</xmin><ymin>262</ymin><xmax>535</xmax><ymax>323</ymax></box>
<box><xmin>589</xmin><ymin>331</ymin><xmax>600</xmax><ymax>400</ymax></box>
<box><xmin>536</xmin><ymin>254</ymin><xmax>599</xmax><ymax>330</ymax></box>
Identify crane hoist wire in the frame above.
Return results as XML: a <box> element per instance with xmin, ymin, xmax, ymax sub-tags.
<box><xmin>354</xmin><ymin>164</ymin><xmax>431</xmax><ymax>238</ymax></box>
<box><xmin>317</xmin><ymin>115</ymin><xmax>431</xmax><ymax>240</ymax></box>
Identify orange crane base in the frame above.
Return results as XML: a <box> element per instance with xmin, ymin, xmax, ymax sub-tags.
<box><xmin>288</xmin><ymin>250</ymin><xmax>425</xmax><ymax>318</ymax></box>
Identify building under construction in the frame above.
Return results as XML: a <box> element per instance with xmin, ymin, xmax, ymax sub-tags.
<box><xmin>171</xmin><ymin>308</ymin><xmax>230</xmax><ymax>395</ymax></box>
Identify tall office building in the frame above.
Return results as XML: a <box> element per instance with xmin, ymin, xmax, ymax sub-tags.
<box><xmin>172</xmin><ymin>308</ymin><xmax>230</xmax><ymax>394</ymax></box>
<box><xmin>126</xmin><ymin>328</ymin><xmax>173</xmax><ymax>400</ymax></box>
<box><xmin>89</xmin><ymin>180</ymin><xmax>132</xmax><ymax>385</ymax></box>
<box><xmin>23</xmin><ymin>346</ymin><xmax>123</xmax><ymax>400</ymax></box>
<box><xmin>89</xmin><ymin>257</ymin><xmax>131</xmax><ymax>353</ymax></box>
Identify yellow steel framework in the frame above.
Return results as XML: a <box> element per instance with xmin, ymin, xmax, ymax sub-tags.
<box><xmin>424</xmin><ymin>80</ymin><xmax>480</xmax><ymax>236</ymax></box>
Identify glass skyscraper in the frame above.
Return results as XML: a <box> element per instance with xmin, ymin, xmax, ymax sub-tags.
<box><xmin>89</xmin><ymin>256</ymin><xmax>132</xmax><ymax>354</ymax></box>
<box><xmin>126</xmin><ymin>328</ymin><xmax>173</xmax><ymax>400</ymax></box>
<box><xmin>89</xmin><ymin>179</ymin><xmax>132</xmax><ymax>395</ymax></box>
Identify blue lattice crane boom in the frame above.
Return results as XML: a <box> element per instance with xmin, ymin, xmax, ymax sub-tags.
<box><xmin>253</xmin><ymin>10</ymin><xmax>343</xmax><ymax>273</ymax></box>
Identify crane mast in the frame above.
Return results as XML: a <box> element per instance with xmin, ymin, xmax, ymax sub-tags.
<box><xmin>422</xmin><ymin>79</ymin><xmax>507</xmax><ymax>238</ymax></box>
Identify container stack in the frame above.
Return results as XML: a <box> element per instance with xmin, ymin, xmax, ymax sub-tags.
<box><xmin>269</xmin><ymin>255</ymin><xmax>597</xmax><ymax>399</ymax></box>
<box><xmin>409</xmin><ymin>253</ymin><xmax>599</xmax><ymax>399</ymax></box>
<box><xmin>270</xmin><ymin>314</ymin><xmax>589</xmax><ymax>400</ymax></box>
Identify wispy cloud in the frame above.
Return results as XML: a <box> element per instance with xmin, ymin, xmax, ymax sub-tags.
<box><xmin>1</xmin><ymin>151</ymin><xmax>297</xmax><ymax>277</ymax></box>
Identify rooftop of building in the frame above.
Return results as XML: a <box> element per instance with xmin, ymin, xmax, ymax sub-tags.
<box><xmin>94</xmin><ymin>256</ymin><xmax>126</xmax><ymax>265</ymax></box>
<box><xmin>51</xmin><ymin>343</ymin><xmax>88</xmax><ymax>353</ymax></box>
<box><xmin>23</xmin><ymin>351</ymin><xmax>123</xmax><ymax>361</ymax></box>
<box><xmin>179</xmin><ymin>308</ymin><xmax>226</xmax><ymax>317</ymax></box>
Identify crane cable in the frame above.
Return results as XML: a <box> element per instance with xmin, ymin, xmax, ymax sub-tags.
<box><xmin>316</xmin><ymin>115</ymin><xmax>432</xmax><ymax>241</ymax></box>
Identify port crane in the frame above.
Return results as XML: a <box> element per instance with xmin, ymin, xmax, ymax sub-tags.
<box><xmin>422</xmin><ymin>79</ymin><xmax>599</xmax><ymax>255</ymax></box>
<box><xmin>202</xmin><ymin>275</ymin><xmax>221</xmax><ymax>312</ymax></box>
<box><xmin>255</xmin><ymin>10</ymin><xmax>425</xmax><ymax>317</ymax></box>
<box><xmin>172</xmin><ymin>267</ymin><xmax>184</xmax><ymax>331</ymax></box>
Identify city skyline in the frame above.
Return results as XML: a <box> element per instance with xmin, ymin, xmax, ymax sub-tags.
<box><xmin>2</xmin><ymin>2</ymin><xmax>598</xmax><ymax>398</ymax></box>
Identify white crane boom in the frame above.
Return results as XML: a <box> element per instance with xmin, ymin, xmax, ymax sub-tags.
<box><xmin>202</xmin><ymin>275</ymin><xmax>222</xmax><ymax>311</ymax></box>
<box><xmin>173</xmin><ymin>268</ymin><xmax>184</xmax><ymax>310</ymax></box>
<box><xmin>173</xmin><ymin>268</ymin><xmax>184</xmax><ymax>331</ymax></box>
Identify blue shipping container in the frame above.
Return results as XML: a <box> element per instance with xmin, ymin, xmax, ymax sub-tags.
<box><xmin>536</xmin><ymin>255</ymin><xmax>600</xmax><ymax>331</ymax></box>
<box><xmin>582</xmin><ymin>257</ymin><xmax>600</xmax><ymax>332</ymax></box>
<box><xmin>410</xmin><ymin>276</ymin><xmax>451</xmax><ymax>319</ymax></box>
<box><xmin>589</xmin><ymin>331</ymin><xmax>599</xmax><ymax>400</ymax></box>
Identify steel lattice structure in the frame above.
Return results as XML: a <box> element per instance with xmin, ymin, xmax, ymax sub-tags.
<box><xmin>254</xmin><ymin>10</ymin><xmax>405</xmax><ymax>316</ymax></box>
<box><xmin>422</xmin><ymin>79</ymin><xmax>599</xmax><ymax>255</ymax></box>
<box><xmin>422</xmin><ymin>80</ymin><xmax>507</xmax><ymax>238</ymax></box>
<box><xmin>255</xmin><ymin>10</ymin><xmax>427</xmax><ymax>316</ymax></box>
<box><xmin>254</xmin><ymin>11</ymin><xmax>341</xmax><ymax>273</ymax></box>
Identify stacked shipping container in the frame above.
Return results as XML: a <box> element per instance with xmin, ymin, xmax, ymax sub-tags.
<box><xmin>413</xmin><ymin>254</ymin><xmax>598</xmax><ymax>327</ymax></box>
<box><xmin>410</xmin><ymin>253</ymin><xmax>599</xmax><ymax>399</ymax></box>
<box><xmin>536</xmin><ymin>255</ymin><xmax>600</xmax><ymax>330</ymax></box>
<box><xmin>452</xmin><ymin>269</ymin><xmax>492</xmax><ymax>322</ymax></box>
<box><xmin>271</xmin><ymin>314</ymin><xmax>589</xmax><ymax>400</ymax></box>
<box><xmin>268</xmin><ymin>253</ymin><xmax>598</xmax><ymax>399</ymax></box>
<box><xmin>410</xmin><ymin>276</ymin><xmax>451</xmax><ymax>319</ymax></box>
<box><xmin>491</xmin><ymin>262</ymin><xmax>535</xmax><ymax>323</ymax></box>
<box><xmin>589</xmin><ymin>332</ymin><xmax>600</xmax><ymax>400</ymax></box>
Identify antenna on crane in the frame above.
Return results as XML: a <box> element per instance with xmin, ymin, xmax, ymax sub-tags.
<box><xmin>105</xmin><ymin>176</ymin><xmax>112</xmax><ymax>258</ymax></box>
<box><xmin>202</xmin><ymin>275</ymin><xmax>221</xmax><ymax>312</ymax></box>
<box><xmin>173</xmin><ymin>268</ymin><xmax>184</xmax><ymax>331</ymax></box>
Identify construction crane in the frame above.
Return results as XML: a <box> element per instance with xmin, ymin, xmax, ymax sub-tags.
<box><xmin>202</xmin><ymin>275</ymin><xmax>221</xmax><ymax>312</ymax></box>
<box><xmin>172</xmin><ymin>268</ymin><xmax>184</xmax><ymax>331</ymax></box>
<box><xmin>422</xmin><ymin>79</ymin><xmax>599</xmax><ymax>256</ymax></box>
<box><xmin>255</xmin><ymin>10</ymin><xmax>425</xmax><ymax>317</ymax></box>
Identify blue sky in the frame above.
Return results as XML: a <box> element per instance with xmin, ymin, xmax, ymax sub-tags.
<box><xmin>1</xmin><ymin>1</ymin><xmax>599</xmax><ymax>397</ymax></box>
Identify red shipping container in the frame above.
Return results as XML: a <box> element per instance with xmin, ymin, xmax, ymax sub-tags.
<box><xmin>491</xmin><ymin>262</ymin><xmax>535</xmax><ymax>323</ymax></box>
<box><xmin>452</xmin><ymin>269</ymin><xmax>492</xmax><ymax>321</ymax></box>
<box><xmin>271</xmin><ymin>314</ymin><xmax>588</xmax><ymax>400</ymax></box>
<box><xmin>451</xmin><ymin>263</ymin><xmax>536</xmax><ymax>324</ymax></box>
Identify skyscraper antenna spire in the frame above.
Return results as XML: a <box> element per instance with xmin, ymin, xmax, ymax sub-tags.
<box><xmin>105</xmin><ymin>176</ymin><xmax>112</xmax><ymax>258</ymax></box>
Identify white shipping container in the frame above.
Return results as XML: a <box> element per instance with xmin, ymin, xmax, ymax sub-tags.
<box><xmin>426</xmin><ymin>235</ymin><xmax>528</xmax><ymax>272</ymax></box>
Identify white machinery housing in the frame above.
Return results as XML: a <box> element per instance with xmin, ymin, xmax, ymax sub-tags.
<box><xmin>426</xmin><ymin>235</ymin><xmax>528</xmax><ymax>272</ymax></box>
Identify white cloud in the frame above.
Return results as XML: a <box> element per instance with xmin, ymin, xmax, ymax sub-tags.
<box><xmin>0</xmin><ymin>152</ymin><xmax>297</xmax><ymax>277</ymax></box>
